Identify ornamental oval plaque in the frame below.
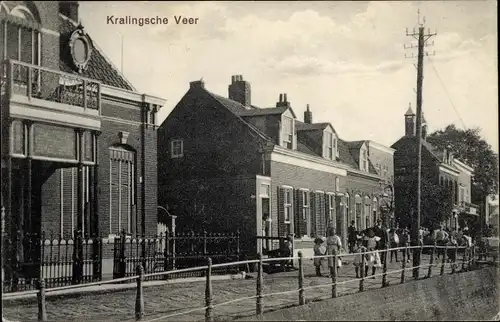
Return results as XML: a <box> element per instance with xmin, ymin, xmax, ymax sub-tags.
<box><xmin>69</xmin><ymin>24</ymin><xmax>93</xmax><ymax>73</ymax></box>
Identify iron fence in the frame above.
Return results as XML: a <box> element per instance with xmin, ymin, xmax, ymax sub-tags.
<box><xmin>112</xmin><ymin>230</ymin><xmax>241</xmax><ymax>280</ymax></box>
<box><xmin>2</xmin><ymin>231</ymin><xmax>101</xmax><ymax>293</ymax></box>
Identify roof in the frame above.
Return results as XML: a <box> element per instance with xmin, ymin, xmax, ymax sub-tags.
<box><xmin>405</xmin><ymin>105</ymin><xmax>415</xmax><ymax>116</ymax></box>
<box><xmin>235</xmin><ymin>106</ymin><xmax>289</xmax><ymax>117</ymax></box>
<box><xmin>337</xmin><ymin>139</ymin><xmax>359</xmax><ymax>169</ymax></box>
<box><xmin>59</xmin><ymin>14</ymin><xmax>136</xmax><ymax>91</ymax></box>
<box><xmin>295</xmin><ymin>121</ymin><xmax>331</xmax><ymax>132</ymax></box>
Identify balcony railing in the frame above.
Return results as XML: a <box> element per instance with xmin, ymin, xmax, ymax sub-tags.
<box><xmin>1</xmin><ymin>59</ymin><xmax>100</xmax><ymax>111</ymax></box>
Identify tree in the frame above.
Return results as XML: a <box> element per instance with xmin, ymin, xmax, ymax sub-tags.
<box><xmin>427</xmin><ymin>125</ymin><xmax>499</xmax><ymax>205</ymax></box>
<box><xmin>395</xmin><ymin>176</ymin><xmax>453</xmax><ymax>230</ymax></box>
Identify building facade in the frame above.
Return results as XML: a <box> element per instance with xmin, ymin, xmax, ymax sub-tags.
<box><xmin>157</xmin><ymin>76</ymin><xmax>394</xmax><ymax>257</ymax></box>
<box><xmin>1</xmin><ymin>1</ymin><xmax>165</xmax><ymax>281</ymax></box>
<box><xmin>391</xmin><ymin>104</ymin><xmax>478</xmax><ymax>230</ymax></box>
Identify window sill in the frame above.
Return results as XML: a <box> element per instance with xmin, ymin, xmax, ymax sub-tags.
<box><xmin>171</xmin><ymin>154</ymin><xmax>184</xmax><ymax>159</ymax></box>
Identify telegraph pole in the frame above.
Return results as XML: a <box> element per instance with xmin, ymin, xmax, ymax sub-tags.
<box><xmin>404</xmin><ymin>10</ymin><xmax>436</xmax><ymax>279</ymax></box>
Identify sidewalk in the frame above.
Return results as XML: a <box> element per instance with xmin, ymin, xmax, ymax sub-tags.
<box><xmin>2</xmin><ymin>272</ymin><xmax>247</xmax><ymax>303</ymax></box>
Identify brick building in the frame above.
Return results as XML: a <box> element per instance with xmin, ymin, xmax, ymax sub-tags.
<box><xmin>1</xmin><ymin>1</ymin><xmax>165</xmax><ymax>281</ymax></box>
<box><xmin>157</xmin><ymin>76</ymin><xmax>394</xmax><ymax>257</ymax></box>
<box><xmin>391</xmin><ymin>104</ymin><xmax>478</xmax><ymax>230</ymax></box>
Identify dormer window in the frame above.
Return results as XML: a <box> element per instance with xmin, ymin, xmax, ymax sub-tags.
<box><xmin>360</xmin><ymin>149</ymin><xmax>368</xmax><ymax>171</ymax></box>
<box><xmin>171</xmin><ymin>139</ymin><xmax>184</xmax><ymax>158</ymax></box>
<box><xmin>323</xmin><ymin>131</ymin><xmax>338</xmax><ymax>160</ymax></box>
<box><xmin>281</xmin><ymin>116</ymin><xmax>294</xmax><ymax>149</ymax></box>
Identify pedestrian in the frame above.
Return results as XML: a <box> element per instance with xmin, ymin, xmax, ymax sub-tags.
<box><xmin>433</xmin><ymin>225</ymin><xmax>449</xmax><ymax>260</ymax></box>
<box><xmin>313</xmin><ymin>237</ymin><xmax>327</xmax><ymax>277</ymax></box>
<box><xmin>326</xmin><ymin>227</ymin><xmax>342</xmax><ymax>277</ymax></box>
<box><xmin>365</xmin><ymin>229</ymin><xmax>382</xmax><ymax>278</ymax></box>
<box><xmin>389</xmin><ymin>228</ymin><xmax>400</xmax><ymax>263</ymax></box>
<box><xmin>401</xmin><ymin>226</ymin><xmax>411</xmax><ymax>262</ymax></box>
<box><xmin>373</xmin><ymin>219</ymin><xmax>388</xmax><ymax>265</ymax></box>
<box><xmin>352</xmin><ymin>237</ymin><xmax>367</xmax><ymax>278</ymax></box>
<box><xmin>348</xmin><ymin>220</ymin><xmax>357</xmax><ymax>253</ymax></box>
<box><xmin>282</xmin><ymin>234</ymin><xmax>294</xmax><ymax>271</ymax></box>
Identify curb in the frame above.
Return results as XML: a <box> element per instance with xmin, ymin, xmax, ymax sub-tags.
<box><xmin>2</xmin><ymin>272</ymin><xmax>248</xmax><ymax>306</ymax></box>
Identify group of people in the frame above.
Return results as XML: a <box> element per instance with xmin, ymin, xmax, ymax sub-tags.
<box><xmin>312</xmin><ymin>219</ymin><xmax>476</xmax><ymax>278</ymax></box>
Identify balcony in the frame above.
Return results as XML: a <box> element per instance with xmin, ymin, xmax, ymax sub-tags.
<box><xmin>1</xmin><ymin>59</ymin><xmax>101</xmax><ymax>130</ymax></box>
<box><xmin>459</xmin><ymin>201</ymin><xmax>479</xmax><ymax>216</ymax></box>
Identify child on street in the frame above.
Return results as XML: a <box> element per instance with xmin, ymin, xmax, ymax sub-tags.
<box><xmin>352</xmin><ymin>237</ymin><xmax>367</xmax><ymax>278</ymax></box>
<box><xmin>313</xmin><ymin>237</ymin><xmax>327</xmax><ymax>277</ymax></box>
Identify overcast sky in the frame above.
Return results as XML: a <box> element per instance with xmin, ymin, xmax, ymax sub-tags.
<box><xmin>79</xmin><ymin>1</ymin><xmax>498</xmax><ymax>151</ymax></box>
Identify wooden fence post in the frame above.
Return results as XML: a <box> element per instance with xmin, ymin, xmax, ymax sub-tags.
<box><xmin>382</xmin><ymin>246</ymin><xmax>388</xmax><ymax>288</ymax></box>
<box><xmin>441</xmin><ymin>244</ymin><xmax>447</xmax><ymax>276</ymax></box>
<box><xmin>298</xmin><ymin>251</ymin><xmax>305</xmax><ymax>305</ymax></box>
<box><xmin>256</xmin><ymin>253</ymin><xmax>264</xmax><ymax>316</ymax></box>
<box><xmin>135</xmin><ymin>265</ymin><xmax>144</xmax><ymax>321</ymax></box>
<box><xmin>205</xmin><ymin>257</ymin><xmax>214</xmax><ymax>322</ymax></box>
<box><xmin>359</xmin><ymin>251</ymin><xmax>365</xmax><ymax>292</ymax></box>
<box><xmin>331</xmin><ymin>254</ymin><xmax>337</xmax><ymax>298</ymax></box>
<box><xmin>428</xmin><ymin>243</ymin><xmax>436</xmax><ymax>278</ymax></box>
<box><xmin>401</xmin><ymin>245</ymin><xmax>407</xmax><ymax>284</ymax></box>
<box><xmin>37</xmin><ymin>278</ymin><xmax>47</xmax><ymax>322</ymax></box>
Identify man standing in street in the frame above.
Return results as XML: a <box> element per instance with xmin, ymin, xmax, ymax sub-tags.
<box><xmin>373</xmin><ymin>219</ymin><xmax>389</xmax><ymax>265</ymax></box>
<box><xmin>348</xmin><ymin>220</ymin><xmax>357</xmax><ymax>253</ymax></box>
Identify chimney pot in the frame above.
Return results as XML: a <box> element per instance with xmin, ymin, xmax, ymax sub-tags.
<box><xmin>231</xmin><ymin>75</ymin><xmax>236</xmax><ymax>83</ymax></box>
<box><xmin>304</xmin><ymin>104</ymin><xmax>313</xmax><ymax>124</ymax></box>
<box><xmin>279</xmin><ymin>94</ymin><xmax>283</xmax><ymax>102</ymax></box>
<box><xmin>228</xmin><ymin>74</ymin><xmax>251</xmax><ymax>106</ymax></box>
<box><xmin>284</xmin><ymin>93</ymin><xmax>288</xmax><ymax>102</ymax></box>
<box><xmin>190</xmin><ymin>80</ymin><xmax>205</xmax><ymax>89</ymax></box>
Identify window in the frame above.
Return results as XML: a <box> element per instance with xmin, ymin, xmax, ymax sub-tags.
<box><xmin>171</xmin><ymin>139</ymin><xmax>184</xmax><ymax>158</ymax></box>
<box><xmin>149</xmin><ymin>110</ymin><xmax>156</xmax><ymax>125</ymax></box>
<box><xmin>372</xmin><ymin>198</ymin><xmax>378</xmax><ymax>224</ymax></box>
<box><xmin>284</xmin><ymin>188</ymin><xmax>292</xmax><ymax>223</ymax></box>
<box><xmin>335</xmin><ymin>177</ymin><xmax>340</xmax><ymax>192</ymax></box>
<box><xmin>360</xmin><ymin>149</ymin><xmax>368</xmax><ymax>171</ymax></box>
<box><xmin>281</xmin><ymin>116</ymin><xmax>294</xmax><ymax>149</ymax></box>
<box><xmin>328</xmin><ymin>194</ymin><xmax>335</xmax><ymax>226</ymax></box>
<box><xmin>301</xmin><ymin>190</ymin><xmax>311</xmax><ymax>236</ymax></box>
<box><xmin>2</xmin><ymin>6</ymin><xmax>41</xmax><ymax>79</ymax></box>
<box><xmin>355</xmin><ymin>195</ymin><xmax>362</xmax><ymax>230</ymax></box>
<box><xmin>109</xmin><ymin>146</ymin><xmax>136</xmax><ymax>235</ymax></box>
<box><xmin>365</xmin><ymin>197</ymin><xmax>371</xmax><ymax>228</ymax></box>
<box><xmin>325</xmin><ymin>131</ymin><xmax>333</xmax><ymax>159</ymax></box>
<box><xmin>459</xmin><ymin>186</ymin><xmax>465</xmax><ymax>204</ymax></box>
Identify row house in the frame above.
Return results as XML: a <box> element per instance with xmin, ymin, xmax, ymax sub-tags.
<box><xmin>157</xmin><ymin>75</ymin><xmax>394</xmax><ymax>257</ymax></box>
<box><xmin>1</xmin><ymin>1</ymin><xmax>165</xmax><ymax>281</ymax></box>
<box><xmin>391</xmin><ymin>104</ymin><xmax>478</xmax><ymax>231</ymax></box>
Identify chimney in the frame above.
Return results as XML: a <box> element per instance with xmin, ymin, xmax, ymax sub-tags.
<box><xmin>190</xmin><ymin>79</ymin><xmax>205</xmax><ymax>89</ymax></box>
<box><xmin>304</xmin><ymin>104</ymin><xmax>312</xmax><ymax>124</ymax></box>
<box><xmin>404</xmin><ymin>102</ymin><xmax>416</xmax><ymax>137</ymax></box>
<box><xmin>59</xmin><ymin>1</ymin><xmax>79</xmax><ymax>22</ymax></box>
<box><xmin>228</xmin><ymin>75</ymin><xmax>251</xmax><ymax>106</ymax></box>
<box><xmin>276</xmin><ymin>93</ymin><xmax>290</xmax><ymax>108</ymax></box>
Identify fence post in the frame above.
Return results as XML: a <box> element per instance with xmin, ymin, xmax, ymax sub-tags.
<box><xmin>360</xmin><ymin>250</ymin><xmax>365</xmax><ymax>292</ymax></box>
<box><xmin>205</xmin><ymin>257</ymin><xmax>214</xmax><ymax>322</ymax></box>
<box><xmin>298</xmin><ymin>251</ymin><xmax>305</xmax><ymax>305</ymax></box>
<box><xmin>119</xmin><ymin>231</ymin><xmax>126</xmax><ymax>279</ymax></box>
<box><xmin>256</xmin><ymin>253</ymin><xmax>264</xmax><ymax>317</ymax></box>
<box><xmin>401</xmin><ymin>245</ymin><xmax>407</xmax><ymax>284</ymax></box>
<box><xmin>37</xmin><ymin>278</ymin><xmax>47</xmax><ymax>322</ymax></box>
<box><xmin>382</xmin><ymin>246</ymin><xmax>388</xmax><ymax>288</ymax></box>
<box><xmin>441</xmin><ymin>244</ymin><xmax>447</xmax><ymax>276</ymax></box>
<box><xmin>331</xmin><ymin>253</ymin><xmax>337</xmax><ymax>298</ymax></box>
<box><xmin>135</xmin><ymin>265</ymin><xmax>144</xmax><ymax>321</ymax></box>
<box><xmin>428</xmin><ymin>243</ymin><xmax>436</xmax><ymax>278</ymax></box>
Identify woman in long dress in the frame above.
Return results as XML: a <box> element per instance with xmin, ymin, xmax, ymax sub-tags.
<box><xmin>364</xmin><ymin>229</ymin><xmax>382</xmax><ymax>278</ymax></box>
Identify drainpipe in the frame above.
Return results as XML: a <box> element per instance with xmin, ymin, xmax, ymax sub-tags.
<box><xmin>140</xmin><ymin>96</ymin><xmax>147</xmax><ymax>264</ymax></box>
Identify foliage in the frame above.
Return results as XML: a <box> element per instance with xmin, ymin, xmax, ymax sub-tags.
<box><xmin>395</xmin><ymin>176</ymin><xmax>454</xmax><ymax>229</ymax></box>
<box><xmin>427</xmin><ymin>125</ymin><xmax>499</xmax><ymax>204</ymax></box>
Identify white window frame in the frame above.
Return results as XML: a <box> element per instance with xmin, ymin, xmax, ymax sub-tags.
<box><xmin>360</xmin><ymin>149</ymin><xmax>368</xmax><ymax>171</ymax></box>
<box><xmin>325</xmin><ymin>131</ymin><xmax>333</xmax><ymax>160</ymax></box>
<box><xmin>327</xmin><ymin>193</ymin><xmax>335</xmax><ymax>224</ymax></box>
<box><xmin>301</xmin><ymin>189</ymin><xmax>311</xmax><ymax>237</ymax></box>
<box><xmin>283</xmin><ymin>187</ymin><xmax>292</xmax><ymax>224</ymax></box>
<box><xmin>281</xmin><ymin>116</ymin><xmax>294</xmax><ymax>149</ymax></box>
<box><xmin>171</xmin><ymin>139</ymin><xmax>184</xmax><ymax>158</ymax></box>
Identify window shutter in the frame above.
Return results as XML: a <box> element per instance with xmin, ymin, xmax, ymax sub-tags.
<box><xmin>111</xmin><ymin>159</ymin><xmax>120</xmax><ymax>234</ymax></box>
<box><xmin>294</xmin><ymin>190</ymin><xmax>302</xmax><ymax>237</ymax></box>
<box><xmin>316</xmin><ymin>193</ymin><xmax>326</xmax><ymax>237</ymax></box>
<box><xmin>277</xmin><ymin>187</ymin><xmax>286</xmax><ymax>237</ymax></box>
<box><xmin>310</xmin><ymin>192</ymin><xmax>316</xmax><ymax>237</ymax></box>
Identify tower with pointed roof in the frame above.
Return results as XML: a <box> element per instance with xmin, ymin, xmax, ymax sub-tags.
<box><xmin>405</xmin><ymin>102</ymin><xmax>416</xmax><ymax>136</ymax></box>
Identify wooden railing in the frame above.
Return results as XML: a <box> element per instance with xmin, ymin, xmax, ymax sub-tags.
<box><xmin>1</xmin><ymin>59</ymin><xmax>101</xmax><ymax>111</ymax></box>
<box><xmin>3</xmin><ymin>243</ymin><xmax>495</xmax><ymax>322</ymax></box>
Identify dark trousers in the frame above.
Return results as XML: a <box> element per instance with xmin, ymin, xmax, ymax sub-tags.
<box><xmin>390</xmin><ymin>243</ymin><xmax>399</xmax><ymax>262</ymax></box>
<box><xmin>315</xmin><ymin>265</ymin><xmax>322</xmax><ymax>277</ymax></box>
<box><xmin>348</xmin><ymin>240</ymin><xmax>356</xmax><ymax>253</ymax></box>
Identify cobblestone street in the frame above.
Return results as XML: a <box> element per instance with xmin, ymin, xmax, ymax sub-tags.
<box><xmin>3</xmin><ymin>254</ymin><xmax>457</xmax><ymax>321</ymax></box>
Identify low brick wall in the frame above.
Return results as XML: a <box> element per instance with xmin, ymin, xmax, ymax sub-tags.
<box><xmin>242</xmin><ymin>267</ymin><xmax>499</xmax><ymax>321</ymax></box>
